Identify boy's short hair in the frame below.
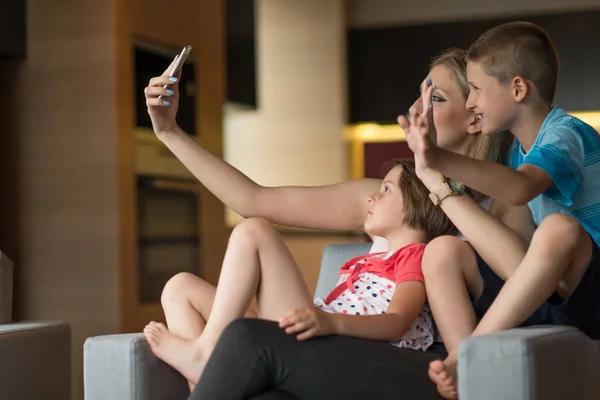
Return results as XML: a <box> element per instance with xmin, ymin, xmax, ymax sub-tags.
<box><xmin>466</xmin><ymin>21</ymin><xmax>560</xmax><ymax>105</ymax></box>
<box><xmin>387</xmin><ymin>159</ymin><xmax>456</xmax><ymax>242</ymax></box>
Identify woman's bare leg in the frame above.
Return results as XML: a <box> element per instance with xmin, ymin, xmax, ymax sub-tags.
<box><xmin>144</xmin><ymin>217</ymin><xmax>314</xmax><ymax>383</ymax></box>
<box><xmin>155</xmin><ymin>272</ymin><xmax>257</xmax><ymax>391</ymax></box>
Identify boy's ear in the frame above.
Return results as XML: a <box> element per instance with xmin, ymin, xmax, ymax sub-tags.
<box><xmin>467</xmin><ymin>113</ymin><xmax>482</xmax><ymax>135</ymax></box>
<box><xmin>511</xmin><ymin>76</ymin><xmax>529</xmax><ymax>103</ymax></box>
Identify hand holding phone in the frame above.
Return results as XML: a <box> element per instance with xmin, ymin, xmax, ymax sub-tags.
<box><xmin>158</xmin><ymin>45</ymin><xmax>192</xmax><ymax>99</ymax></box>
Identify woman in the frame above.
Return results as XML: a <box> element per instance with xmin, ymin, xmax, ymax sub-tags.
<box><xmin>144</xmin><ymin>48</ymin><xmax>534</xmax><ymax>399</ymax></box>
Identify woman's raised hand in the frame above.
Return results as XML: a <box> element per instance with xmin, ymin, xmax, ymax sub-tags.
<box><xmin>144</xmin><ymin>57</ymin><xmax>182</xmax><ymax>139</ymax></box>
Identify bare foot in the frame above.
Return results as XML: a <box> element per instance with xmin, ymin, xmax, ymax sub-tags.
<box><xmin>143</xmin><ymin>321</ymin><xmax>207</xmax><ymax>384</ymax></box>
<box><xmin>428</xmin><ymin>353</ymin><xmax>458</xmax><ymax>399</ymax></box>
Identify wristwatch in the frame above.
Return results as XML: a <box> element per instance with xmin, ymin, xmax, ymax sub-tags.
<box><xmin>428</xmin><ymin>178</ymin><xmax>466</xmax><ymax>206</ymax></box>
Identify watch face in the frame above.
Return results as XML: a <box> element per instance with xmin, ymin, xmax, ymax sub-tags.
<box><xmin>448</xmin><ymin>179</ymin><xmax>466</xmax><ymax>193</ymax></box>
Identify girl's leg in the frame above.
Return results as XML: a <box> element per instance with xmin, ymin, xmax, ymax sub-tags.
<box><xmin>145</xmin><ymin>217</ymin><xmax>314</xmax><ymax>383</ymax></box>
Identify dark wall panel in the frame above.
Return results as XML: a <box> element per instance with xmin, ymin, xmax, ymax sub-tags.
<box><xmin>348</xmin><ymin>10</ymin><xmax>600</xmax><ymax>123</ymax></box>
<box><xmin>0</xmin><ymin>0</ymin><xmax>26</xmax><ymax>59</ymax></box>
<box><xmin>225</xmin><ymin>0</ymin><xmax>257</xmax><ymax>108</ymax></box>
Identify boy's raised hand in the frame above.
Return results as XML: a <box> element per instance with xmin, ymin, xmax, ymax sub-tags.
<box><xmin>144</xmin><ymin>57</ymin><xmax>183</xmax><ymax>139</ymax></box>
<box><xmin>279</xmin><ymin>307</ymin><xmax>335</xmax><ymax>341</ymax></box>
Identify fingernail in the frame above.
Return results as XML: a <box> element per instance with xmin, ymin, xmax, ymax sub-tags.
<box><xmin>427</xmin><ymin>76</ymin><xmax>432</xmax><ymax>86</ymax></box>
<box><xmin>174</xmin><ymin>55</ymin><xmax>178</xmax><ymax>60</ymax></box>
<box><xmin>166</xmin><ymin>89</ymin><xmax>175</xmax><ymax>95</ymax></box>
<box><xmin>433</xmin><ymin>84</ymin><xmax>437</xmax><ymax>90</ymax></box>
<box><xmin>429</xmin><ymin>104</ymin><xmax>433</xmax><ymax>110</ymax></box>
<box><xmin>163</xmin><ymin>100</ymin><xmax>171</xmax><ymax>106</ymax></box>
<box><xmin>169</xmin><ymin>77</ymin><xmax>178</xmax><ymax>82</ymax></box>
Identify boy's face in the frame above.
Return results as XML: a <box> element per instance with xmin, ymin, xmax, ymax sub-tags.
<box><xmin>465</xmin><ymin>61</ymin><xmax>517</xmax><ymax>135</ymax></box>
<box><xmin>364</xmin><ymin>166</ymin><xmax>405</xmax><ymax>237</ymax></box>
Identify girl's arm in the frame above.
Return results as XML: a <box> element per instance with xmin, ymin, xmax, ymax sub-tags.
<box><xmin>327</xmin><ymin>281</ymin><xmax>426</xmax><ymax>342</ymax></box>
<box><xmin>145</xmin><ymin>66</ymin><xmax>380</xmax><ymax>232</ymax></box>
<box><xmin>280</xmin><ymin>281</ymin><xmax>426</xmax><ymax>342</ymax></box>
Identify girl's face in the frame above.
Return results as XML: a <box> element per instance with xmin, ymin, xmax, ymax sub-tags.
<box><xmin>364</xmin><ymin>166</ymin><xmax>405</xmax><ymax>237</ymax></box>
<box><xmin>409</xmin><ymin>65</ymin><xmax>481</xmax><ymax>155</ymax></box>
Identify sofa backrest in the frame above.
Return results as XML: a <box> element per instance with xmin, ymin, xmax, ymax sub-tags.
<box><xmin>314</xmin><ymin>243</ymin><xmax>371</xmax><ymax>299</ymax></box>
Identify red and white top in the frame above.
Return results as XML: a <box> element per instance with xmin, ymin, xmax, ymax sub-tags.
<box><xmin>313</xmin><ymin>243</ymin><xmax>435</xmax><ymax>351</ymax></box>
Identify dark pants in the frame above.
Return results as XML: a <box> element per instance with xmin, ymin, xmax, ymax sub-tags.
<box><xmin>188</xmin><ymin>318</ymin><xmax>446</xmax><ymax>400</ymax></box>
<box><xmin>472</xmin><ymin>238</ymin><xmax>600</xmax><ymax>339</ymax></box>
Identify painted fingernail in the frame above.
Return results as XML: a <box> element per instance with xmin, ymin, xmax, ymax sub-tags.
<box><xmin>166</xmin><ymin>89</ymin><xmax>175</xmax><ymax>95</ymax></box>
<box><xmin>433</xmin><ymin>84</ymin><xmax>437</xmax><ymax>90</ymax></box>
<box><xmin>429</xmin><ymin>104</ymin><xmax>433</xmax><ymax>110</ymax></box>
<box><xmin>427</xmin><ymin>76</ymin><xmax>432</xmax><ymax>86</ymax></box>
<box><xmin>163</xmin><ymin>100</ymin><xmax>171</xmax><ymax>106</ymax></box>
<box><xmin>169</xmin><ymin>77</ymin><xmax>178</xmax><ymax>82</ymax></box>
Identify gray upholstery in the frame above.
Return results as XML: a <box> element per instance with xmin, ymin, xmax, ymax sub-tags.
<box><xmin>0</xmin><ymin>251</ymin><xmax>72</xmax><ymax>399</ymax></box>
<box><xmin>84</xmin><ymin>243</ymin><xmax>600</xmax><ymax>400</ymax></box>
<box><xmin>459</xmin><ymin>325</ymin><xmax>600</xmax><ymax>400</ymax></box>
<box><xmin>0</xmin><ymin>321</ymin><xmax>71</xmax><ymax>400</ymax></box>
<box><xmin>0</xmin><ymin>251</ymin><xmax>13</xmax><ymax>324</ymax></box>
<box><xmin>84</xmin><ymin>333</ymin><xmax>189</xmax><ymax>400</ymax></box>
<box><xmin>314</xmin><ymin>243</ymin><xmax>371</xmax><ymax>298</ymax></box>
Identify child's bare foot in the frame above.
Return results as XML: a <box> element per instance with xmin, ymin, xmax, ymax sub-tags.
<box><xmin>428</xmin><ymin>352</ymin><xmax>458</xmax><ymax>399</ymax></box>
<box><xmin>143</xmin><ymin>321</ymin><xmax>207</xmax><ymax>383</ymax></box>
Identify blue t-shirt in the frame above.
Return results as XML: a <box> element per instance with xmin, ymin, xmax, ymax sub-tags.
<box><xmin>509</xmin><ymin>107</ymin><xmax>600</xmax><ymax>246</ymax></box>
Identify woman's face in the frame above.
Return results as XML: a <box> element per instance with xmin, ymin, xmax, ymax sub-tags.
<box><xmin>409</xmin><ymin>65</ymin><xmax>480</xmax><ymax>155</ymax></box>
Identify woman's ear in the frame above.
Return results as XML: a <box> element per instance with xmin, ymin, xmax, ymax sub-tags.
<box><xmin>467</xmin><ymin>114</ymin><xmax>482</xmax><ymax>135</ymax></box>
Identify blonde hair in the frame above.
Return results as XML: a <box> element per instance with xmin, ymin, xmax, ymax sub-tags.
<box><xmin>430</xmin><ymin>48</ymin><xmax>513</xmax><ymax>165</ymax></box>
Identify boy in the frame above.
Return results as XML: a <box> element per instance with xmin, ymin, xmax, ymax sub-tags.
<box><xmin>403</xmin><ymin>21</ymin><xmax>600</xmax><ymax>399</ymax></box>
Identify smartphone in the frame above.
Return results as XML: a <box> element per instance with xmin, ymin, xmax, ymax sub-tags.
<box><xmin>159</xmin><ymin>45</ymin><xmax>192</xmax><ymax>99</ymax></box>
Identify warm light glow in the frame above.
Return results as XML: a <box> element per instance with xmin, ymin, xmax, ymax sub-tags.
<box><xmin>346</xmin><ymin>111</ymin><xmax>600</xmax><ymax>144</ymax></box>
<box><xmin>345</xmin><ymin>111</ymin><xmax>600</xmax><ymax>180</ymax></box>
<box><xmin>345</xmin><ymin>123</ymin><xmax>406</xmax><ymax>142</ymax></box>
<box><xmin>569</xmin><ymin>111</ymin><xmax>600</xmax><ymax>130</ymax></box>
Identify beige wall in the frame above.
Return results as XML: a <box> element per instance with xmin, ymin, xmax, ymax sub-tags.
<box><xmin>225</xmin><ymin>0</ymin><xmax>348</xmax><ymax>207</ymax></box>
<box><xmin>348</xmin><ymin>0</ymin><xmax>600</xmax><ymax>28</ymax></box>
<box><xmin>224</xmin><ymin>0</ymin><xmax>358</xmax><ymax>281</ymax></box>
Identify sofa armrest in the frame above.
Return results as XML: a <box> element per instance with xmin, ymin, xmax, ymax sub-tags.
<box><xmin>0</xmin><ymin>321</ymin><xmax>71</xmax><ymax>400</ymax></box>
<box><xmin>84</xmin><ymin>333</ymin><xmax>189</xmax><ymax>400</ymax></box>
<box><xmin>459</xmin><ymin>325</ymin><xmax>600</xmax><ymax>400</ymax></box>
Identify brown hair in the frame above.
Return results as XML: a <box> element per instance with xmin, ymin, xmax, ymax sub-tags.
<box><xmin>430</xmin><ymin>47</ymin><xmax>514</xmax><ymax>166</ymax></box>
<box><xmin>389</xmin><ymin>159</ymin><xmax>456</xmax><ymax>242</ymax></box>
<box><xmin>466</xmin><ymin>21</ymin><xmax>560</xmax><ymax>106</ymax></box>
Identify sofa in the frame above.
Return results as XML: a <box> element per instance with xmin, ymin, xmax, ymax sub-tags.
<box><xmin>0</xmin><ymin>251</ymin><xmax>72</xmax><ymax>400</ymax></box>
<box><xmin>84</xmin><ymin>243</ymin><xmax>600</xmax><ymax>400</ymax></box>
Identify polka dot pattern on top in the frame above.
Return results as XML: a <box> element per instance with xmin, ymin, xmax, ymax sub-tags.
<box><xmin>314</xmin><ymin>272</ymin><xmax>434</xmax><ymax>351</ymax></box>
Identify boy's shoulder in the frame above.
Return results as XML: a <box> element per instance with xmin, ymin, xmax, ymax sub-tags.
<box><xmin>536</xmin><ymin>107</ymin><xmax>600</xmax><ymax>147</ymax></box>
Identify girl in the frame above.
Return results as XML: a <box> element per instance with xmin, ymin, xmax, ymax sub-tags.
<box><xmin>143</xmin><ymin>159</ymin><xmax>456</xmax><ymax>384</ymax></box>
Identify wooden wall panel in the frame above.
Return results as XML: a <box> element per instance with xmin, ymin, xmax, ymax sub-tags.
<box><xmin>3</xmin><ymin>1</ymin><xmax>120</xmax><ymax>398</ymax></box>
